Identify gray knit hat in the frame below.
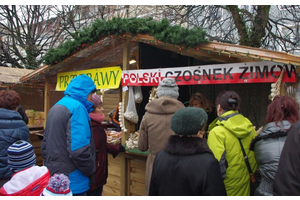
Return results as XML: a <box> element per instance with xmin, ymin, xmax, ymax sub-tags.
<box><xmin>157</xmin><ymin>78</ymin><xmax>179</xmax><ymax>99</ymax></box>
<box><xmin>171</xmin><ymin>107</ymin><xmax>208</xmax><ymax>135</ymax></box>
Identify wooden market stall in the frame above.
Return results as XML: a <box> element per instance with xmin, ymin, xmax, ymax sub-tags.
<box><xmin>19</xmin><ymin>18</ymin><xmax>300</xmax><ymax>196</ymax></box>
<box><xmin>0</xmin><ymin>66</ymin><xmax>45</xmax><ymax>166</ymax></box>
<box><xmin>0</xmin><ymin>66</ymin><xmax>43</xmax><ymax>112</ymax></box>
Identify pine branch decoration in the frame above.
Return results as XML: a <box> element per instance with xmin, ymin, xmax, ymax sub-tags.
<box><xmin>43</xmin><ymin>17</ymin><xmax>208</xmax><ymax>65</ymax></box>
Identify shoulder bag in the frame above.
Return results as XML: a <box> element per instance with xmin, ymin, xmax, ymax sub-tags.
<box><xmin>238</xmin><ymin>138</ymin><xmax>260</xmax><ymax>196</ymax></box>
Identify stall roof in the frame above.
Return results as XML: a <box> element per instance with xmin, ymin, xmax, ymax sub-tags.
<box><xmin>20</xmin><ymin>33</ymin><xmax>300</xmax><ymax>84</ymax></box>
<box><xmin>0</xmin><ymin>66</ymin><xmax>34</xmax><ymax>85</ymax></box>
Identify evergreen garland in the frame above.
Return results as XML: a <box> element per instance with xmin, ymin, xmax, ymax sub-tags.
<box><xmin>43</xmin><ymin>17</ymin><xmax>208</xmax><ymax>66</ymax></box>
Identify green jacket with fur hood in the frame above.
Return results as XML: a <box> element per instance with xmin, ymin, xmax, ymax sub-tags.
<box><xmin>207</xmin><ymin>110</ymin><xmax>257</xmax><ymax>196</ymax></box>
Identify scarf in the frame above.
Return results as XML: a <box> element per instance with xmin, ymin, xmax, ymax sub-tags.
<box><xmin>89</xmin><ymin>112</ymin><xmax>105</xmax><ymax>123</ymax></box>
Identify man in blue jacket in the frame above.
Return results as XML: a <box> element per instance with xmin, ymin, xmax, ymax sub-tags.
<box><xmin>41</xmin><ymin>74</ymin><xmax>96</xmax><ymax>196</ymax></box>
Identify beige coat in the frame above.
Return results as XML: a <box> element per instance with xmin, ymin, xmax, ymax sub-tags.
<box><xmin>138</xmin><ymin>96</ymin><xmax>185</xmax><ymax>195</ymax></box>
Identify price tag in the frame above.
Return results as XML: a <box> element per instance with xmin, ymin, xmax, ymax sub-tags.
<box><xmin>122</xmin><ymin>86</ymin><xmax>128</xmax><ymax>92</ymax></box>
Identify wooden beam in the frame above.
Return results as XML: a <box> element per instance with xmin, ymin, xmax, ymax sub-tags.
<box><xmin>43</xmin><ymin>77</ymin><xmax>51</xmax><ymax>127</ymax></box>
<box><xmin>181</xmin><ymin>47</ymin><xmax>239</xmax><ymax>63</ymax></box>
<box><xmin>124</xmin><ymin>33</ymin><xmax>300</xmax><ymax>66</ymax></box>
<box><xmin>196</xmin><ymin>42</ymin><xmax>300</xmax><ymax>65</ymax></box>
<box><xmin>19</xmin><ymin>64</ymin><xmax>50</xmax><ymax>83</ymax></box>
<box><xmin>61</xmin><ymin>39</ymin><xmax>127</xmax><ymax>73</ymax></box>
<box><xmin>101</xmin><ymin>51</ymin><xmax>139</xmax><ymax>69</ymax></box>
<box><xmin>120</xmin><ymin>39</ymin><xmax>131</xmax><ymax>196</ymax></box>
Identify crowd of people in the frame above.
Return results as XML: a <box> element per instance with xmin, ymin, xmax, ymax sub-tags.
<box><xmin>1</xmin><ymin>75</ymin><xmax>300</xmax><ymax>196</ymax></box>
<box><xmin>0</xmin><ymin>75</ymin><xmax>123</xmax><ymax>196</ymax></box>
<box><xmin>138</xmin><ymin>77</ymin><xmax>185</xmax><ymax>195</ymax></box>
<box><xmin>138</xmin><ymin>78</ymin><xmax>300</xmax><ymax>196</ymax></box>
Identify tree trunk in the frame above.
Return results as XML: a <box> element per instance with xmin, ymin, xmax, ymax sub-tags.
<box><xmin>228</xmin><ymin>5</ymin><xmax>250</xmax><ymax>46</ymax></box>
<box><xmin>229</xmin><ymin>5</ymin><xmax>271</xmax><ymax>47</ymax></box>
<box><xmin>249</xmin><ymin>5</ymin><xmax>271</xmax><ymax>47</ymax></box>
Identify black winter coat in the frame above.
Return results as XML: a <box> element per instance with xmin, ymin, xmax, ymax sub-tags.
<box><xmin>149</xmin><ymin>135</ymin><xmax>227</xmax><ymax>196</ymax></box>
<box><xmin>17</xmin><ymin>105</ymin><xmax>28</xmax><ymax>125</ymax></box>
<box><xmin>273</xmin><ymin>120</ymin><xmax>300</xmax><ymax>196</ymax></box>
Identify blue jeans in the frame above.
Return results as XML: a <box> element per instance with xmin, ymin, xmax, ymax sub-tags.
<box><xmin>87</xmin><ymin>186</ymin><xmax>103</xmax><ymax>196</ymax></box>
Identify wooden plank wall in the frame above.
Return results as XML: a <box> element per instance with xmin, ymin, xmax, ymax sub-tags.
<box><xmin>0</xmin><ymin>86</ymin><xmax>44</xmax><ymax>112</ymax></box>
<box><xmin>102</xmin><ymin>154</ymin><xmax>147</xmax><ymax>196</ymax></box>
<box><xmin>102</xmin><ymin>89</ymin><xmax>120</xmax><ymax>122</ymax></box>
<box><xmin>126</xmin><ymin>155</ymin><xmax>147</xmax><ymax>196</ymax></box>
<box><xmin>30</xmin><ymin>134</ymin><xmax>43</xmax><ymax>166</ymax></box>
<box><xmin>102</xmin><ymin>155</ymin><xmax>122</xmax><ymax>196</ymax></box>
<box><xmin>128</xmin><ymin>158</ymin><xmax>146</xmax><ymax>196</ymax></box>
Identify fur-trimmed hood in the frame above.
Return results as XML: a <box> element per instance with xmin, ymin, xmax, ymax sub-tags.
<box><xmin>149</xmin><ymin>135</ymin><xmax>227</xmax><ymax>196</ymax></box>
<box><xmin>164</xmin><ymin>135</ymin><xmax>213</xmax><ymax>155</ymax></box>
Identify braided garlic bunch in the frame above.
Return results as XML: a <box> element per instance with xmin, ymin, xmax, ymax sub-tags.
<box><xmin>125</xmin><ymin>132</ymin><xmax>139</xmax><ymax>149</ymax></box>
<box><xmin>270</xmin><ymin>69</ymin><xmax>285</xmax><ymax>101</ymax></box>
<box><xmin>149</xmin><ymin>87</ymin><xmax>158</xmax><ymax>102</ymax></box>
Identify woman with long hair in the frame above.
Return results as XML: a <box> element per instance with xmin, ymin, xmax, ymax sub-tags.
<box><xmin>250</xmin><ymin>95</ymin><xmax>299</xmax><ymax>196</ymax></box>
<box><xmin>189</xmin><ymin>93</ymin><xmax>217</xmax><ymax>134</ymax></box>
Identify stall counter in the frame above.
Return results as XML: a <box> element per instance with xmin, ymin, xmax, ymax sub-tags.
<box><xmin>103</xmin><ymin>146</ymin><xmax>149</xmax><ymax>196</ymax></box>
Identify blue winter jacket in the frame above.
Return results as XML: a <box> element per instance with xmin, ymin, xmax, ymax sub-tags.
<box><xmin>0</xmin><ymin>108</ymin><xmax>30</xmax><ymax>179</ymax></box>
<box><xmin>41</xmin><ymin>74</ymin><xmax>96</xmax><ymax>194</ymax></box>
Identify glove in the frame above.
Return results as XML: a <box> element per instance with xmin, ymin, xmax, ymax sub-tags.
<box><xmin>119</xmin><ymin>145</ymin><xmax>125</xmax><ymax>152</ymax></box>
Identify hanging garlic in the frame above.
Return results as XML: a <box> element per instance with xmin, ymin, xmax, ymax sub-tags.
<box><xmin>125</xmin><ymin>132</ymin><xmax>139</xmax><ymax>149</ymax></box>
<box><xmin>269</xmin><ymin>68</ymin><xmax>285</xmax><ymax>101</ymax></box>
<box><xmin>119</xmin><ymin>90</ymin><xmax>126</xmax><ymax>133</ymax></box>
<box><xmin>149</xmin><ymin>86</ymin><xmax>158</xmax><ymax>102</ymax></box>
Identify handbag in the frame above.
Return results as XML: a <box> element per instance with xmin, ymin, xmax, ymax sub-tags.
<box><xmin>238</xmin><ymin>138</ymin><xmax>260</xmax><ymax>196</ymax></box>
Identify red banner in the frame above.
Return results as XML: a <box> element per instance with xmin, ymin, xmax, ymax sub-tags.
<box><xmin>122</xmin><ymin>61</ymin><xmax>296</xmax><ymax>86</ymax></box>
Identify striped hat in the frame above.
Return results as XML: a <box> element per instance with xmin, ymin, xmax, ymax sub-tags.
<box><xmin>41</xmin><ymin>174</ymin><xmax>72</xmax><ymax>196</ymax></box>
<box><xmin>7</xmin><ymin>140</ymin><xmax>36</xmax><ymax>172</ymax></box>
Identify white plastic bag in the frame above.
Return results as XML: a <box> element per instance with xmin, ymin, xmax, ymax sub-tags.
<box><xmin>134</xmin><ymin>86</ymin><xmax>143</xmax><ymax>103</ymax></box>
<box><xmin>124</xmin><ymin>86</ymin><xmax>139</xmax><ymax>124</ymax></box>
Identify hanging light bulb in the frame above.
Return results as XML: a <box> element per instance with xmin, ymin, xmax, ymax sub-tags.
<box><xmin>129</xmin><ymin>58</ymin><xmax>136</xmax><ymax>64</ymax></box>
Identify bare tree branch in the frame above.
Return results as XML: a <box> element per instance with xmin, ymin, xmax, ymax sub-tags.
<box><xmin>1</xmin><ymin>5</ymin><xmax>300</xmax><ymax>68</ymax></box>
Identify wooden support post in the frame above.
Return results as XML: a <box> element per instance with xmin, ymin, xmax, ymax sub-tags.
<box><xmin>43</xmin><ymin>78</ymin><xmax>51</xmax><ymax>127</ymax></box>
<box><xmin>120</xmin><ymin>39</ymin><xmax>131</xmax><ymax>196</ymax></box>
